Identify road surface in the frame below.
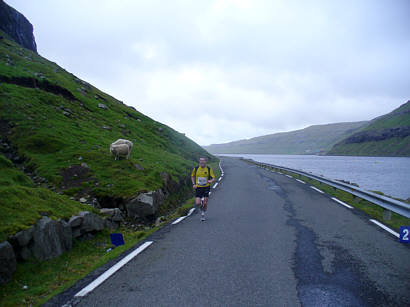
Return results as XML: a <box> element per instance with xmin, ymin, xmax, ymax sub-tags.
<box><xmin>56</xmin><ymin>157</ymin><xmax>409</xmax><ymax>306</ymax></box>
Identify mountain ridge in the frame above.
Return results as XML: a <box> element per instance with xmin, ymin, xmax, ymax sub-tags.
<box><xmin>204</xmin><ymin>121</ymin><xmax>368</xmax><ymax>155</ymax></box>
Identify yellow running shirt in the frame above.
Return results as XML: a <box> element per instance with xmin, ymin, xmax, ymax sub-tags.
<box><xmin>191</xmin><ymin>166</ymin><xmax>215</xmax><ymax>187</ymax></box>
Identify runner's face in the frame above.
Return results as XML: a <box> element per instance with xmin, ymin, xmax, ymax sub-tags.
<box><xmin>199</xmin><ymin>158</ymin><xmax>206</xmax><ymax>167</ymax></box>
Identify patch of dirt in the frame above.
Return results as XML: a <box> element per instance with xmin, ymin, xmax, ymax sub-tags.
<box><xmin>0</xmin><ymin>75</ymin><xmax>77</xmax><ymax>101</ymax></box>
<box><xmin>60</xmin><ymin>164</ymin><xmax>97</xmax><ymax>197</ymax></box>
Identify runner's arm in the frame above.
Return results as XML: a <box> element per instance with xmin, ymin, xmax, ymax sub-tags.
<box><xmin>208</xmin><ymin>168</ymin><xmax>216</xmax><ymax>184</ymax></box>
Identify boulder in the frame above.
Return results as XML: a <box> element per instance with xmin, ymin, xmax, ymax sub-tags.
<box><xmin>78</xmin><ymin>211</ymin><xmax>104</xmax><ymax>232</ymax></box>
<box><xmin>98</xmin><ymin>103</ymin><xmax>107</xmax><ymax>110</ymax></box>
<box><xmin>111</xmin><ymin>208</ymin><xmax>123</xmax><ymax>222</ymax></box>
<box><xmin>100</xmin><ymin>208</ymin><xmax>116</xmax><ymax>216</ymax></box>
<box><xmin>19</xmin><ymin>246</ymin><xmax>32</xmax><ymax>261</ymax></box>
<box><xmin>0</xmin><ymin>241</ymin><xmax>16</xmax><ymax>285</ymax></box>
<box><xmin>12</xmin><ymin>226</ymin><xmax>34</xmax><ymax>247</ymax></box>
<box><xmin>125</xmin><ymin>189</ymin><xmax>164</xmax><ymax>218</ymax></box>
<box><xmin>68</xmin><ymin>215</ymin><xmax>83</xmax><ymax>228</ymax></box>
<box><xmin>31</xmin><ymin>217</ymin><xmax>72</xmax><ymax>260</ymax></box>
<box><xmin>59</xmin><ymin>219</ymin><xmax>73</xmax><ymax>251</ymax></box>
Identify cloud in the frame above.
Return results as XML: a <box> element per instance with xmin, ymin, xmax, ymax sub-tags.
<box><xmin>8</xmin><ymin>0</ymin><xmax>410</xmax><ymax>145</ymax></box>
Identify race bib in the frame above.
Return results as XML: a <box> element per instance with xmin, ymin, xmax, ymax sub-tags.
<box><xmin>197</xmin><ymin>177</ymin><xmax>207</xmax><ymax>186</ymax></box>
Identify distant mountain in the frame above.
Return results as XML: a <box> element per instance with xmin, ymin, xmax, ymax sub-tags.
<box><xmin>328</xmin><ymin>101</ymin><xmax>410</xmax><ymax>156</ymax></box>
<box><xmin>204</xmin><ymin>121</ymin><xmax>368</xmax><ymax>155</ymax></box>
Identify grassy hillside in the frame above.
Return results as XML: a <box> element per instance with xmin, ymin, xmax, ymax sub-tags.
<box><xmin>204</xmin><ymin>122</ymin><xmax>367</xmax><ymax>154</ymax></box>
<box><xmin>328</xmin><ymin>101</ymin><xmax>410</xmax><ymax>156</ymax></box>
<box><xmin>0</xmin><ymin>29</ymin><xmax>214</xmax><ymax>238</ymax></box>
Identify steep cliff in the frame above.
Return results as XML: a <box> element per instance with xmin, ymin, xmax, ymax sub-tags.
<box><xmin>0</xmin><ymin>0</ymin><xmax>37</xmax><ymax>52</ymax></box>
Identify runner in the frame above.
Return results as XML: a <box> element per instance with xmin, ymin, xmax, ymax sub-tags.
<box><xmin>191</xmin><ymin>157</ymin><xmax>215</xmax><ymax>221</ymax></box>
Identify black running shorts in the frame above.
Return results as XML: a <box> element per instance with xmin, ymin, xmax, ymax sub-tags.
<box><xmin>195</xmin><ymin>186</ymin><xmax>210</xmax><ymax>198</ymax></box>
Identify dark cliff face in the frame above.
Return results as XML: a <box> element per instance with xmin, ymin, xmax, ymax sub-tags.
<box><xmin>0</xmin><ymin>0</ymin><xmax>37</xmax><ymax>52</ymax></box>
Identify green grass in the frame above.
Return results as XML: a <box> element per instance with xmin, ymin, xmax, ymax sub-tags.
<box><xmin>251</xmin><ymin>160</ymin><xmax>409</xmax><ymax>231</ymax></box>
<box><xmin>0</xmin><ymin>227</ymin><xmax>153</xmax><ymax>307</ymax></box>
<box><xmin>0</xmin><ymin>30</ymin><xmax>218</xmax><ymax>241</ymax></box>
<box><xmin>0</xmin><ymin>194</ymin><xmax>203</xmax><ymax>307</ymax></box>
<box><xmin>0</xmin><ymin>29</ymin><xmax>216</xmax><ymax>201</ymax></box>
<box><xmin>328</xmin><ymin>101</ymin><xmax>410</xmax><ymax>156</ymax></box>
<box><xmin>0</xmin><ymin>155</ymin><xmax>98</xmax><ymax>241</ymax></box>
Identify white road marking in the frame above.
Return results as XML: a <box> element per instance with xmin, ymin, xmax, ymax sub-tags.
<box><xmin>369</xmin><ymin>219</ymin><xmax>399</xmax><ymax>238</ymax></box>
<box><xmin>310</xmin><ymin>186</ymin><xmax>324</xmax><ymax>194</ymax></box>
<box><xmin>296</xmin><ymin>179</ymin><xmax>306</xmax><ymax>184</ymax></box>
<box><xmin>218</xmin><ymin>177</ymin><xmax>222</xmax><ymax>182</ymax></box>
<box><xmin>213</xmin><ymin>183</ymin><xmax>218</xmax><ymax>189</ymax></box>
<box><xmin>75</xmin><ymin>241</ymin><xmax>153</xmax><ymax>297</ymax></box>
<box><xmin>332</xmin><ymin>197</ymin><xmax>353</xmax><ymax>209</ymax></box>
<box><xmin>278</xmin><ymin>172</ymin><xmax>283</xmax><ymax>175</ymax></box>
<box><xmin>172</xmin><ymin>216</ymin><xmax>186</xmax><ymax>225</ymax></box>
<box><xmin>285</xmin><ymin>175</ymin><xmax>293</xmax><ymax>178</ymax></box>
<box><xmin>187</xmin><ymin>208</ymin><xmax>195</xmax><ymax>216</ymax></box>
<box><xmin>209</xmin><ymin>191</ymin><xmax>212</xmax><ymax>195</ymax></box>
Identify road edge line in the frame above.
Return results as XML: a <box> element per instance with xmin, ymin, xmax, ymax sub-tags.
<box><xmin>369</xmin><ymin>219</ymin><xmax>399</xmax><ymax>238</ymax></box>
<box><xmin>74</xmin><ymin>241</ymin><xmax>153</xmax><ymax>297</ymax></box>
<box><xmin>310</xmin><ymin>186</ymin><xmax>324</xmax><ymax>194</ymax></box>
<box><xmin>331</xmin><ymin>197</ymin><xmax>353</xmax><ymax>209</ymax></box>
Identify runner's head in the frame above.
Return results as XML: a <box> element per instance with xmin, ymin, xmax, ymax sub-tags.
<box><xmin>199</xmin><ymin>157</ymin><xmax>206</xmax><ymax>167</ymax></box>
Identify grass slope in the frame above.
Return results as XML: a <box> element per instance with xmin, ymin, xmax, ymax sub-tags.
<box><xmin>0</xmin><ymin>155</ymin><xmax>95</xmax><ymax>242</ymax></box>
<box><xmin>204</xmin><ymin>122</ymin><xmax>367</xmax><ymax>154</ymax></box>
<box><xmin>329</xmin><ymin>101</ymin><xmax>410</xmax><ymax>156</ymax></box>
<box><xmin>0</xmin><ymin>30</ymin><xmax>215</xmax><ymax>239</ymax></box>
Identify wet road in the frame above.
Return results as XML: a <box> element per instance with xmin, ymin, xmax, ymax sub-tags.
<box><xmin>56</xmin><ymin>157</ymin><xmax>409</xmax><ymax>306</ymax></box>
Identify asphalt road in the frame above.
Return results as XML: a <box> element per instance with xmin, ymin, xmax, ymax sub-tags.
<box><xmin>61</xmin><ymin>157</ymin><xmax>409</xmax><ymax>306</ymax></box>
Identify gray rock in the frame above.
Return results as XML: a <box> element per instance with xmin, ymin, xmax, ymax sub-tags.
<box><xmin>80</xmin><ymin>162</ymin><xmax>89</xmax><ymax>169</ymax></box>
<box><xmin>68</xmin><ymin>215</ymin><xmax>83</xmax><ymax>228</ymax></box>
<box><xmin>125</xmin><ymin>189</ymin><xmax>164</xmax><ymax>218</ymax></box>
<box><xmin>98</xmin><ymin>103</ymin><xmax>107</xmax><ymax>110</ymax></box>
<box><xmin>78</xmin><ymin>211</ymin><xmax>104</xmax><ymax>232</ymax></box>
<box><xmin>155</xmin><ymin>216</ymin><xmax>165</xmax><ymax>227</ymax></box>
<box><xmin>19</xmin><ymin>246</ymin><xmax>32</xmax><ymax>261</ymax></box>
<box><xmin>112</xmin><ymin>208</ymin><xmax>123</xmax><ymax>222</ymax></box>
<box><xmin>31</xmin><ymin>217</ymin><xmax>72</xmax><ymax>260</ymax></box>
<box><xmin>100</xmin><ymin>208</ymin><xmax>116</xmax><ymax>216</ymax></box>
<box><xmin>79</xmin><ymin>197</ymin><xmax>87</xmax><ymax>203</ymax></box>
<box><xmin>0</xmin><ymin>241</ymin><xmax>16</xmax><ymax>285</ymax></box>
<box><xmin>59</xmin><ymin>220</ymin><xmax>73</xmax><ymax>251</ymax></box>
<box><xmin>12</xmin><ymin>226</ymin><xmax>34</xmax><ymax>247</ymax></box>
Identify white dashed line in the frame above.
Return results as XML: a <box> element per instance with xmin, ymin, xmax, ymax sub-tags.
<box><xmin>187</xmin><ymin>207</ymin><xmax>195</xmax><ymax>216</ymax></box>
<box><xmin>369</xmin><ymin>219</ymin><xmax>399</xmax><ymax>238</ymax></box>
<box><xmin>75</xmin><ymin>241</ymin><xmax>153</xmax><ymax>297</ymax></box>
<box><xmin>285</xmin><ymin>175</ymin><xmax>293</xmax><ymax>178</ymax></box>
<box><xmin>213</xmin><ymin>183</ymin><xmax>218</xmax><ymax>189</ymax></box>
<box><xmin>172</xmin><ymin>216</ymin><xmax>187</xmax><ymax>225</ymax></box>
<box><xmin>332</xmin><ymin>197</ymin><xmax>353</xmax><ymax>209</ymax></box>
<box><xmin>296</xmin><ymin>179</ymin><xmax>306</xmax><ymax>184</ymax></box>
<box><xmin>218</xmin><ymin>177</ymin><xmax>222</xmax><ymax>182</ymax></box>
<box><xmin>310</xmin><ymin>186</ymin><xmax>324</xmax><ymax>194</ymax></box>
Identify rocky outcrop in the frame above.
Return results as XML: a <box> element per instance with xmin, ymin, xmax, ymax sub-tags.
<box><xmin>9</xmin><ymin>211</ymin><xmax>110</xmax><ymax>262</ymax></box>
<box><xmin>0</xmin><ymin>0</ymin><xmax>37</xmax><ymax>52</ymax></box>
<box><xmin>125</xmin><ymin>189</ymin><xmax>165</xmax><ymax>218</ymax></box>
<box><xmin>0</xmin><ymin>241</ymin><xmax>16</xmax><ymax>285</ymax></box>
<box><xmin>1</xmin><ymin>211</ymin><xmax>114</xmax><ymax>284</ymax></box>
<box><xmin>31</xmin><ymin>217</ymin><xmax>72</xmax><ymax>260</ymax></box>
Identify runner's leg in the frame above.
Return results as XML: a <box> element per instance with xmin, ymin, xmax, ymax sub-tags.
<box><xmin>203</xmin><ymin>197</ymin><xmax>208</xmax><ymax>212</ymax></box>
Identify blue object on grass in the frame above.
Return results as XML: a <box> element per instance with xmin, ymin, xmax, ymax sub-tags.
<box><xmin>110</xmin><ymin>233</ymin><xmax>125</xmax><ymax>246</ymax></box>
<box><xmin>399</xmin><ymin>226</ymin><xmax>410</xmax><ymax>243</ymax></box>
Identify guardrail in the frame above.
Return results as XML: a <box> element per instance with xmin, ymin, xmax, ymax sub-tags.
<box><xmin>243</xmin><ymin>159</ymin><xmax>410</xmax><ymax>219</ymax></box>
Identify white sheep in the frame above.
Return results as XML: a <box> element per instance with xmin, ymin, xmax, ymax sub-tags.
<box><xmin>110</xmin><ymin>143</ymin><xmax>131</xmax><ymax>160</ymax></box>
<box><xmin>112</xmin><ymin>139</ymin><xmax>133</xmax><ymax>150</ymax></box>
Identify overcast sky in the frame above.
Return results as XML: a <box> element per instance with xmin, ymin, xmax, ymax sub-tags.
<box><xmin>8</xmin><ymin>0</ymin><xmax>410</xmax><ymax>145</ymax></box>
